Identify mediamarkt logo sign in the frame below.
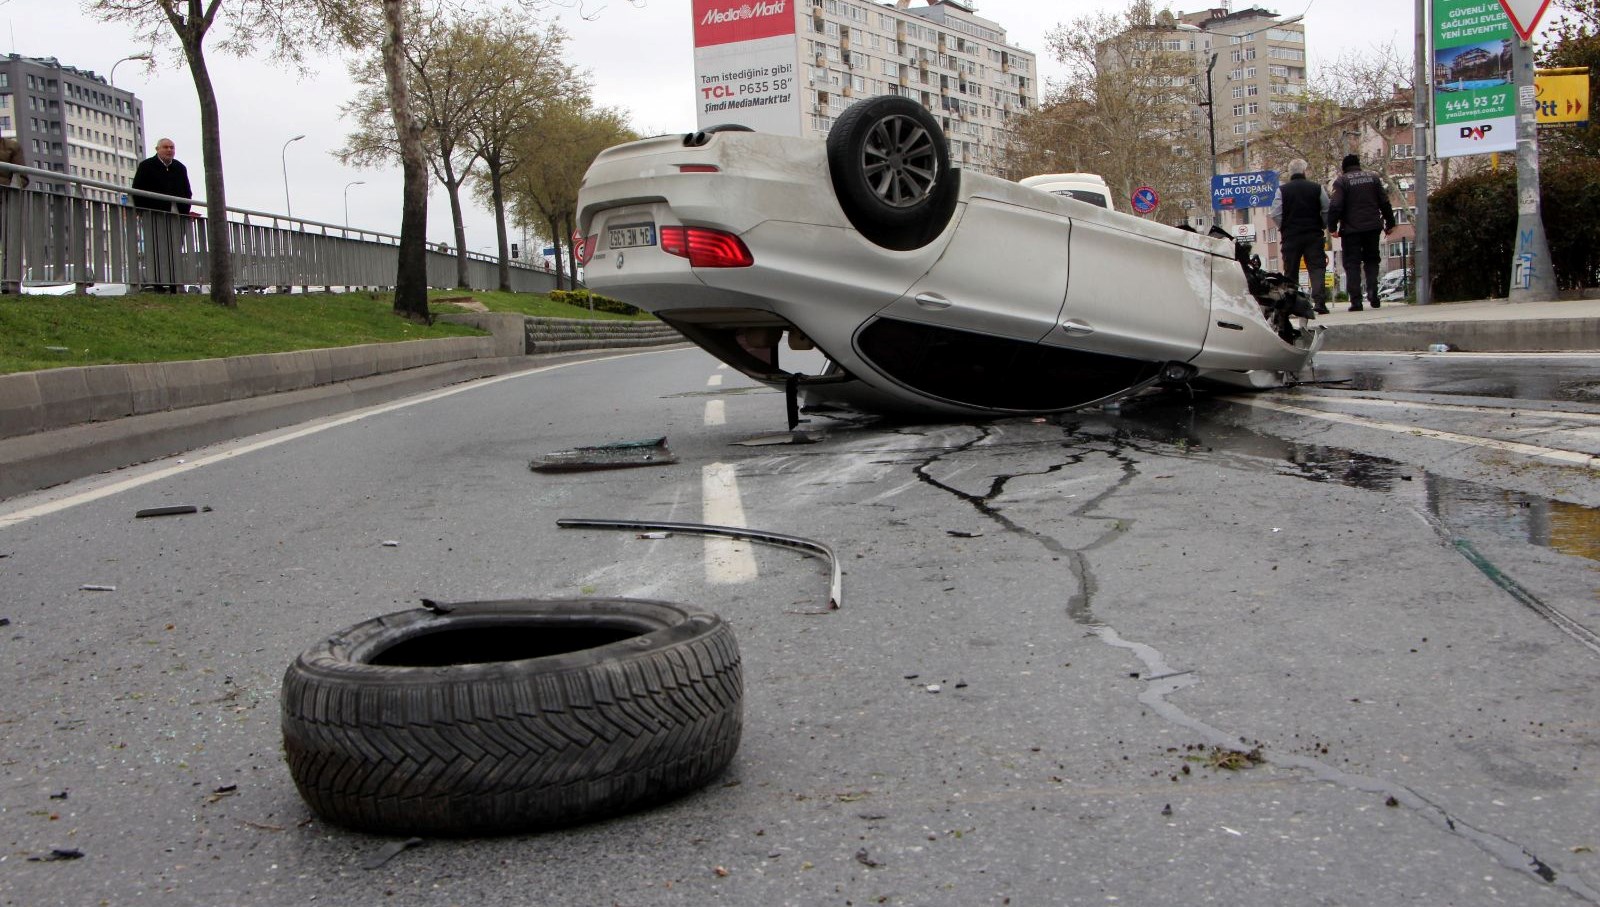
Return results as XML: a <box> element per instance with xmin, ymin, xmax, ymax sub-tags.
<box><xmin>693</xmin><ymin>0</ymin><xmax>795</xmax><ymax>49</ymax></box>
<box><xmin>701</xmin><ymin>1</ymin><xmax>787</xmax><ymax>26</ymax></box>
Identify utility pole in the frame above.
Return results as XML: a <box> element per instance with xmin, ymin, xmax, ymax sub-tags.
<box><xmin>1509</xmin><ymin>37</ymin><xmax>1555</xmax><ymax>301</ymax></box>
<box><xmin>1412</xmin><ymin>0</ymin><xmax>1431</xmax><ymax>304</ymax></box>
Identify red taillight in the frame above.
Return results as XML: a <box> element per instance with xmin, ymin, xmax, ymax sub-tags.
<box><xmin>659</xmin><ymin>226</ymin><xmax>753</xmax><ymax>268</ymax></box>
<box><xmin>575</xmin><ymin>234</ymin><xmax>597</xmax><ymax>265</ymax></box>
<box><xmin>677</xmin><ymin>164</ymin><xmax>721</xmax><ymax>173</ymax></box>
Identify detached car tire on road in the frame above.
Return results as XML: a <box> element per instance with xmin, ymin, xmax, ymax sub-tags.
<box><xmin>281</xmin><ymin>598</ymin><xmax>743</xmax><ymax>836</ymax></box>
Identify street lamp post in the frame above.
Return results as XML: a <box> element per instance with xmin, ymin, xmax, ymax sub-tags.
<box><xmin>107</xmin><ymin>53</ymin><xmax>150</xmax><ymax>200</ymax></box>
<box><xmin>1203</xmin><ymin>52</ymin><xmax>1219</xmax><ymax>178</ymax></box>
<box><xmin>281</xmin><ymin>134</ymin><xmax>306</xmax><ymax>219</ymax></box>
<box><xmin>343</xmin><ymin>180</ymin><xmax>365</xmax><ymax>228</ymax></box>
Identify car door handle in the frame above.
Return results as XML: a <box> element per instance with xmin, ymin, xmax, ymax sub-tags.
<box><xmin>913</xmin><ymin>292</ymin><xmax>952</xmax><ymax>310</ymax></box>
<box><xmin>1058</xmin><ymin>319</ymin><xmax>1095</xmax><ymax>336</ymax></box>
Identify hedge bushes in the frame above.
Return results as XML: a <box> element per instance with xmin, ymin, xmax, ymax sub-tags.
<box><xmin>547</xmin><ymin>289</ymin><xmax>642</xmax><ymax>316</ymax></box>
<box><xmin>1429</xmin><ymin>159</ymin><xmax>1600</xmax><ymax>300</ymax></box>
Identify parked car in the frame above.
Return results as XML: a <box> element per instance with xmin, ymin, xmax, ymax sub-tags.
<box><xmin>1377</xmin><ymin>269</ymin><xmax>1409</xmax><ymax>302</ymax></box>
<box><xmin>1018</xmin><ymin>173</ymin><xmax>1117</xmax><ymax>211</ymax></box>
<box><xmin>575</xmin><ymin>96</ymin><xmax>1323</xmax><ymax>419</ymax></box>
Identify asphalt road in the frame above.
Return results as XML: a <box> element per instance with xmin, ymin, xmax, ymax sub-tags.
<box><xmin>2</xmin><ymin>347</ymin><xmax>1597</xmax><ymax>906</ymax></box>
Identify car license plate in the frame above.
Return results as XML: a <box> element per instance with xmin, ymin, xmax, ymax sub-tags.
<box><xmin>608</xmin><ymin>223</ymin><xmax>656</xmax><ymax>249</ymax></box>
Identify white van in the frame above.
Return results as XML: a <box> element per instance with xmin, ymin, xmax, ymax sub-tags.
<box><xmin>1019</xmin><ymin>173</ymin><xmax>1116</xmax><ymax>212</ymax></box>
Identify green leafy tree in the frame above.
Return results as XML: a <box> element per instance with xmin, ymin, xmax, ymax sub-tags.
<box><xmin>503</xmin><ymin>100</ymin><xmax>634</xmax><ymax>290</ymax></box>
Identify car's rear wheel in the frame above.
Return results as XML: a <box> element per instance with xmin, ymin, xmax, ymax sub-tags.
<box><xmin>827</xmin><ymin>96</ymin><xmax>958</xmax><ymax>250</ymax></box>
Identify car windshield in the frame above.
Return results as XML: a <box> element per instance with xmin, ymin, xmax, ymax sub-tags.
<box><xmin>1052</xmin><ymin>189</ymin><xmax>1109</xmax><ymax>208</ymax></box>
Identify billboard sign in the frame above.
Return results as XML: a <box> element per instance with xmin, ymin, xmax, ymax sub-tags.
<box><xmin>693</xmin><ymin>0</ymin><xmax>802</xmax><ymax>136</ymax></box>
<box><xmin>1210</xmin><ymin>170</ymin><xmax>1279</xmax><ymax>210</ymax></box>
<box><xmin>1434</xmin><ymin>2</ymin><xmax>1517</xmax><ymax>158</ymax></box>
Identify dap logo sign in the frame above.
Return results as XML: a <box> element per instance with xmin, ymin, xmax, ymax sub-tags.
<box><xmin>1459</xmin><ymin>124</ymin><xmax>1496</xmax><ymax>141</ymax></box>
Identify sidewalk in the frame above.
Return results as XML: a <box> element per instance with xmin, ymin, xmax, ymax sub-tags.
<box><xmin>1316</xmin><ymin>295</ymin><xmax>1600</xmax><ymax>352</ymax></box>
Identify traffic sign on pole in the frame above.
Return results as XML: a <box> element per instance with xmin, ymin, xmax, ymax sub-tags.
<box><xmin>1131</xmin><ymin>186</ymin><xmax>1160</xmax><ymax>215</ymax></box>
<box><xmin>1499</xmin><ymin>0</ymin><xmax>1552</xmax><ymax>41</ymax></box>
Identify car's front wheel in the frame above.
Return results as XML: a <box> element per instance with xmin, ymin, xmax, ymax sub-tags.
<box><xmin>827</xmin><ymin>96</ymin><xmax>958</xmax><ymax>250</ymax></box>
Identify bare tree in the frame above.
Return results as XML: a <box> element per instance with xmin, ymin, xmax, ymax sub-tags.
<box><xmin>342</xmin><ymin>4</ymin><xmax>514</xmax><ymax>289</ymax></box>
<box><xmin>83</xmin><ymin>0</ymin><xmax>349</xmax><ymax>306</ymax></box>
<box><xmin>1005</xmin><ymin>0</ymin><xmax>1208</xmax><ymax>217</ymax></box>
<box><xmin>464</xmin><ymin>16</ymin><xmax>574</xmax><ymax>291</ymax></box>
<box><xmin>1259</xmin><ymin>43</ymin><xmax>1415</xmax><ymax>194</ymax></box>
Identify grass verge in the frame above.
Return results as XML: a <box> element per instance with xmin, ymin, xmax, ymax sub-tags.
<box><xmin>0</xmin><ymin>289</ymin><xmax>653</xmax><ymax>375</ymax></box>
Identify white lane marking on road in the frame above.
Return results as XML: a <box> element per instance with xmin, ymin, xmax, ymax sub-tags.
<box><xmin>707</xmin><ymin>374</ymin><xmax>724</xmax><ymax>387</ymax></box>
<box><xmin>1264</xmin><ymin>392</ymin><xmax>1600</xmax><ymax>425</ymax></box>
<box><xmin>717</xmin><ymin>363</ymin><xmax>729</xmax><ymax>369</ymax></box>
<box><xmin>1230</xmin><ymin>396</ymin><xmax>1600</xmax><ymax>469</ymax></box>
<box><xmin>0</xmin><ymin>350</ymin><xmax>685</xmax><ymax>531</ymax></box>
<box><xmin>705</xmin><ymin>400</ymin><xmax>726</xmax><ymax>426</ymax></box>
<box><xmin>702</xmin><ymin>463</ymin><xmax>757</xmax><ymax>584</ymax></box>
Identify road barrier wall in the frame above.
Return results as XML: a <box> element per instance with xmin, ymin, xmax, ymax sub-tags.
<box><xmin>0</xmin><ymin>316</ymin><xmax>682</xmax><ymax>441</ymax></box>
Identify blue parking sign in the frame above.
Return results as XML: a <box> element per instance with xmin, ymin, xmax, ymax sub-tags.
<box><xmin>1131</xmin><ymin>186</ymin><xmax>1159</xmax><ymax>214</ymax></box>
<box><xmin>1211</xmin><ymin>170</ymin><xmax>1280</xmax><ymax>210</ymax></box>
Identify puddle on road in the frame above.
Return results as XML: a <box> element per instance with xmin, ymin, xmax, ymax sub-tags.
<box><xmin>1305</xmin><ymin>357</ymin><xmax>1600</xmax><ymax>404</ymax></box>
<box><xmin>1061</xmin><ymin>399</ymin><xmax>1600</xmax><ymax>565</ymax></box>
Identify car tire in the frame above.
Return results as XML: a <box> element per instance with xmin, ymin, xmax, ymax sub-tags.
<box><xmin>827</xmin><ymin>95</ymin><xmax>959</xmax><ymax>250</ymax></box>
<box><xmin>281</xmin><ymin>598</ymin><xmax>743</xmax><ymax>836</ymax></box>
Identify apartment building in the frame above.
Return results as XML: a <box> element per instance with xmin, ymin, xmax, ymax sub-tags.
<box><xmin>1180</xmin><ymin>6</ymin><xmax>1309</xmax><ymax>165</ymax></box>
<box><xmin>693</xmin><ymin>0</ymin><xmax>1039</xmax><ymax>175</ymax></box>
<box><xmin>0</xmin><ymin>54</ymin><xmax>145</xmax><ymax>200</ymax></box>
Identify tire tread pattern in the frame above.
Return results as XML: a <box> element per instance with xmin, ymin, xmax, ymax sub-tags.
<box><xmin>281</xmin><ymin>603</ymin><xmax>742</xmax><ymax>836</ymax></box>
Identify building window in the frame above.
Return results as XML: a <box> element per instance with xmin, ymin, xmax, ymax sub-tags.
<box><xmin>1392</xmin><ymin>143</ymin><xmax>1414</xmax><ymax>158</ymax></box>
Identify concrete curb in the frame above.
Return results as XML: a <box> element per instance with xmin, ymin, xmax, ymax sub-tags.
<box><xmin>1321</xmin><ymin>317</ymin><xmax>1600</xmax><ymax>352</ymax></box>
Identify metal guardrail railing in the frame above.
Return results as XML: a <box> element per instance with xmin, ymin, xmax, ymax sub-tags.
<box><xmin>0</xmin><ymin>162</ymin><xmax>570</xmax><ymax>295</ymax></box>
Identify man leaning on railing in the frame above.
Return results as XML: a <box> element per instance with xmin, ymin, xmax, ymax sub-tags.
<box><xmin>131</xmin><ymin>137</ymin><xmax>194</xmax><ymax>294</ymax></box>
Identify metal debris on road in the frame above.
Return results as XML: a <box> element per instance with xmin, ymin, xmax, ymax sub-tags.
<box><xmin>558</xmin><ymin>517</ymin><xmax>843</xmax><ymax>609</ymax></box>
<box><xmin>27</xmin><ymin>848</ymin><xmax>84</xmax><ymax>862</ymax></box>
<box><xmin>135</xmin><ymin>505</ymin><xmax>206</xmax><ymax>518</ymax></box>
<box><xmin>530</xmin><ymin>437</ymin><xmax>678</xmax><ymax>472</ymax></box>
<box><xmin>79</xmin><ymin>584</ymin><xmax>116</xmax><ymax>592</ymax></box>
<box><xmin>732</xmin><ymin>430</ymin><xmax>824</xmax><ymax>446</ymax></box>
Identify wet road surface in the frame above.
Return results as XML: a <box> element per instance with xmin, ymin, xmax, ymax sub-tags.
<box><xmin>1</xmin><ymin>347</ymin><xmax>1596</xmax><ymax>906</ymax></box>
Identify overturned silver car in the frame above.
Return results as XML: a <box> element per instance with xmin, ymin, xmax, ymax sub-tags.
<box><xmin>576</xmin><ymin>95</ymin><xmax>1322</xmax><ymax>419</ymax></box>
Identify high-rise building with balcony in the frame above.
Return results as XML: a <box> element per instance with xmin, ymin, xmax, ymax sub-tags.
<box><xmin>0</xmin><ymin>54</ymin><xmax>146</xmax><ymax>200</ymax></box>
<box><xmin>1179</xmin><ymin>5</ymin><xmax>1309</xmax><ymax>167</ymax></box>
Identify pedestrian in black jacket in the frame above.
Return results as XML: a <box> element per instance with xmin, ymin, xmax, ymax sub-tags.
<box><xmin>131</xmin><ymin>138</ymin><xmax>193</xmax><ymax>292</ymax></box>
<box><xmin>1327</xmin><ymin>153</ymin><xmax>1395</xmax><ymax>312</ymax></box>
<box><xmin>1270</xmin><ymin>158</ymin><xmax>1330</xmax><ymax>315</ymax></box>
<box><xmin>131</xmin><ymin>138</ymin><xmax>192</xmax><ymax>213</ymax></box>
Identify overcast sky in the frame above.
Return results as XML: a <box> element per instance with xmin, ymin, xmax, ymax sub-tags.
<box><xmin>8</xmin><ymin>0</ymin><xmax>1427</xmax><ymax>251</ymax></box>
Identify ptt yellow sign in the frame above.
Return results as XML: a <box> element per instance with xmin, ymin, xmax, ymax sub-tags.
<box><xmin>1535</xmin><ymin>69</ymin><xmax>1590</xmax><ymax>127</ymax></box>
